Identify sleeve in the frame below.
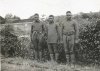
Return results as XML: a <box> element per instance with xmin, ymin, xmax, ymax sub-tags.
<box><xmin>74</xmin><ymin>20</ymin><xmax>79</xmax><ymax>40</ymax></box>
<box><xmin>55</xmin><ymin>24</ymin><xmax>60</xmax><ymax>41</ymax></box>
<box><xmin>30</xmin><ymin>25</ymin><xmax>33</xmax><ymax>41</ymax></box>
<box><xmin>61</xmin><ymin>21</ymin><xmax>64</xmax><ymax>30</ymax></box>
<box><xmin>62</xmin><ymin>22</ymin><xmax>64</xmax><ymax>35</ymax></box>
<box><xmin>31</xmin><ymin>25</ymin><xmax>33</xmax><ymax>33</ymax></box>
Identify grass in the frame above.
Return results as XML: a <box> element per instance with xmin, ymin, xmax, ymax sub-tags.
<box><xmin>1</xmin><ymin>55</ymin><xmax>100</xmax><ymax>71</ymax></box>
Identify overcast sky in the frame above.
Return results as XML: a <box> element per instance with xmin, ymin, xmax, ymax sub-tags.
<box><xmin>0</xmin><ymin>0</ymin><xmax>100</xmax><ymax>19</ymax></box>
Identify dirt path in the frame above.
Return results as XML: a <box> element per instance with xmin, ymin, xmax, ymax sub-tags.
<box><xmin>1</xmin><ymin>57</ymin><xmax>100</xmax><ymax>71</ymax></box>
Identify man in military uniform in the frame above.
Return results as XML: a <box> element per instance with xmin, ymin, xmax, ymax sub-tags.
<box><xmin>31</xmin><ymin>13</ymin><xmax>45</xmax><ymax>61</ymax></box>
<box><xmin>62</xmin><ymin>11</ymin><xmax>79</xmax><ymax>64</ymax></box>
<box><xmin>46</xmin><ymin>15</ymin><xmax>60</xmax><ymax>62</ymax></box>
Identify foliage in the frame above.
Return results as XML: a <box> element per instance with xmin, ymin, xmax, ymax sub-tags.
<box><xmin>80</xmin><ymin>12</ymin><xmax>100</xmax><ymax>19</ymax></box>
<box><xmin>0</xmin><ymin>16</ymin><xmax>5</xmax><ymax>24</ymax></box>
<box><xmin>5</xmin><ymin>13</ymin><xmax>20</xmax><ymax>23</ymax></box>
<box><xmin>81</xmin><ymin>13</ymin><xmax>90</xmax><ymax>19</ymax></box>
<box><xmin>1</xmin><ymin>11</ymin><xmax>100</xmax><ymax>64</ymax></box>
<box><xmin>0</xmin><ymin>25</ymin><xmax>21</xmax><ymax>57</ymax></box>
<box><xmin>79</xmin><ymin>20</ymin><xmax>100</xmax><ymax>63</ymax></box>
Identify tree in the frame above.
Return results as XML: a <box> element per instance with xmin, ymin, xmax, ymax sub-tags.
<box><xmin>5</xmin><ymin>13</ymin><xmax>13</xmax><ymax>19</ymax></box>
<box><xmin>0</xmin><ymin>25</ymin><xmax>21</xmax><ymax>57</ymax></box>
<box><xmin>81</xmin><ymin>13</ymin><xmax>90</xmax><ymax>19</ymax></box>
<box><xmin>0</xmin><ymin>16</ymin><xmax>5</xmax><ymax>24</ymax></box>
<box><xmin>5</xmin><ymin>13</ymin><xmax>21</xmax><ymax>23</ymax></box>
<box><xmin>13</xmin><ymin>15</ymin><xmax>20</xmax><ymax>20</ymax></box>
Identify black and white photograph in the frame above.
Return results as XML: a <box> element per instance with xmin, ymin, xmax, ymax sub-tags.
<box><xmin>0</xmin><ymin>0</ymin><xmax>100</xmax><ymax>71</ymax></box>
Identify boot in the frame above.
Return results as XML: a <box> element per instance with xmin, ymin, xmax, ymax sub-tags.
<box><xmin>66</xmin><ymin>54</ymin><xmax>70</xmax><ymax>64</ymax></box>
<box><xmin>34</xmin><ymin>51</ymin><xmax>38</xmax><ymax>60</ymax></box>
<box><xmin>71</xmin><ymin>54</ymin><xmax>75</xmax><ymax>64</ymax></box>
<box><xmin>39</xmin><ymin>51</ymin><xmax>42</xmax><ymax>61</ymax></box>
<box><xmin>55</xmin><ymin>53</ymin><xmax>59</xmax><ymax>62</ymax></box>
<box><xmin>50</xmin><ymin>54</ymin><xmax>54</xmax><ymax>62</ymax></box>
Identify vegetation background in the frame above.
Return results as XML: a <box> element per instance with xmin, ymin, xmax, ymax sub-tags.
<box><xmin>0</xmin><ymin>11</ymin><xmax>100</xmax><ymax>71</ymax></box>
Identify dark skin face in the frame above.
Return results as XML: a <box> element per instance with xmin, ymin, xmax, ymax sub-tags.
<box><xmin>48</xmin><ymin>16</ymin><xmax>54</xmax><ymax>24</ymax></box>
<box><xmin>66</xmin><ymin>12</ymin><xmax>72</xmax><ymax>21</ymax></box>
<box><xmin>34</xmin><ymin>15</ymin><xmax>39</xmax><ymax>22</ymax></box>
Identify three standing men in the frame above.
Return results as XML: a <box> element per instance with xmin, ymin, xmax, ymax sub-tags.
<box><xmin>31</xmin><ymin>11</ymin><xmax>79</xmax><ymax>63</ymax></box>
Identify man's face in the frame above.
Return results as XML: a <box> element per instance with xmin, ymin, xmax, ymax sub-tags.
<box><xmin>49</xmin><ymin>16</ymin><xmax>54</xmax><ymax>23</ymax></box>
<box><xmin>66</xmin><ymin>12</ymin><xmax>72</xmax><ymax>20</ymax></box>
<box><xmin>34</xmin><ymin>15</ymin><xmax>39</xmax><ymax>22</ymax></box>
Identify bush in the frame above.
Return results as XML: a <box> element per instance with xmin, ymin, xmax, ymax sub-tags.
<box><xmin>18</xmin><ymin>37</ymin><xmax>31</xmax><ymax>59</ymax></box>
<box><xmin>79</xmin><ymin>19</ymin><xmax>100</xmax><ymax>63</ymax></box>
<box><xmin>0</xmin><ymin>25</ymin><xmax>21</xmax><ymax>57</ymax></box>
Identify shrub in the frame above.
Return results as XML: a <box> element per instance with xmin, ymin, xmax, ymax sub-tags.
<box><xmin>0</xmin><ymin>25</ymin><xmax>21</xmax><ymax>57</ymax></box>
<box><xmin>79</xmin><ymin>19</ymin><xmax>100</xmax><ymax>63</ymax></box>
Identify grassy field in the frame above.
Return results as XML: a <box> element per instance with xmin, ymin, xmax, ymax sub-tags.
<box><xmin>1</xmin><ymin>54</ymin><xmax>100</xmax><ymax>71</ymax></box>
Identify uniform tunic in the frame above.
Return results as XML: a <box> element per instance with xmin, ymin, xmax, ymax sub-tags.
<box><xmin>31</xmin><ymin>21</ymin><xmax>44</xmax><ymax>51</ymax></box>
<box><xmin>57</xmin><ymin>23</ymin><xmax>63</xmax><ymax>43</ymax></box>
<box><xmin>31</xmin><ymin>21</ymin><xmax>44</xmax><ymax>33</ymax></box>
<box><xmin>62</xmin><ymin>20</ymin><xmax>79</xmax><ymax>53</ymax></box>
<box><xmin>46</xmin><ymin>23</ymin><xmax>59</xmax><ymax>54</ymax></box>
<box><xmin>62</xmin><ymin>20</ymin><xmax>79</xmax><ymax>39</ymax></box>
<box><xmin>47</xmin><ymin>23</ymin><xmax>58</xmax><ymax>43</ymax></box>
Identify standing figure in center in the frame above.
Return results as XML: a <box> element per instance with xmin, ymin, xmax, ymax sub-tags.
<box><xmin>46</xmin><ymin>15</ymin><xmax>60</xmax><ymax>62</ymax></box>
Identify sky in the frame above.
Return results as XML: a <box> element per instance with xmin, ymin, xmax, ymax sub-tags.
<box><xmin>0</xmin><ymin>0</ymin><xmax>100</xmax><ymax>19</ymax></box>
